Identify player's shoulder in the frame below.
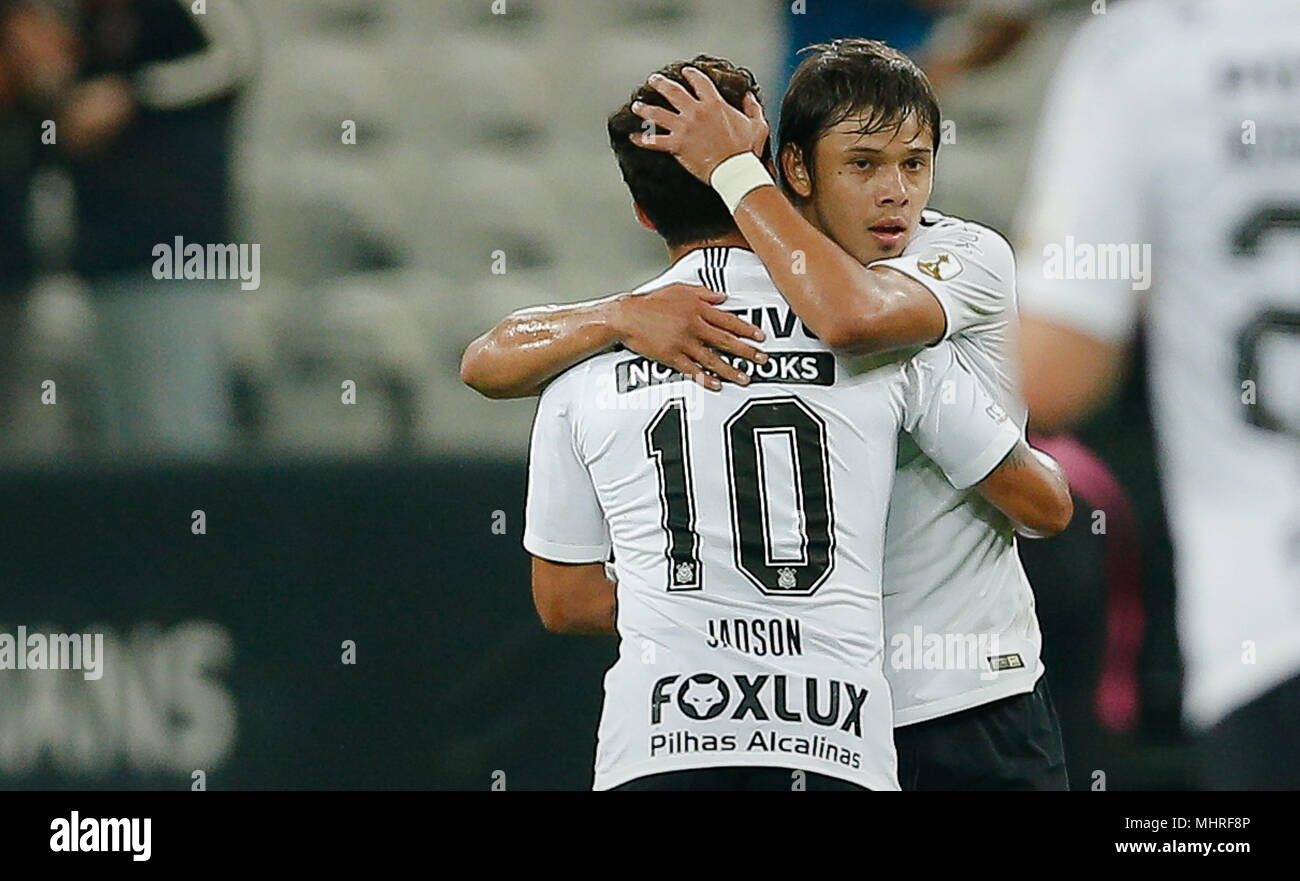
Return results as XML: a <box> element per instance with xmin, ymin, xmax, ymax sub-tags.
<box><xmin>918</xmin><ymin>209</ymin><xmax>1011</xmax><ymax>248</ymax></box>
<box><xmin>537</xmin><ymin>350</ymin><xmax>607</xmax><ymax>412</ymax></box>
<box><xmin>914</xmin><ymin>209</ymin><xmax>1015</xmax><ymax>276</ymax></box>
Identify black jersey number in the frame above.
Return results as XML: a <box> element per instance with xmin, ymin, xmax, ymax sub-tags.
<box><xmin>645</xmin><ymin>398</ymin><xmax>702</xmax><ymax>591</ymax></box>
<box><xmin>645</xmin><ymin>395</ymin><xmax>835</xmax><ymax>596</ymax></box>
<box><xmin>1232</xmin><ymin>204</ymin><xmax>1300</xmax><ymax>437</ymax></box>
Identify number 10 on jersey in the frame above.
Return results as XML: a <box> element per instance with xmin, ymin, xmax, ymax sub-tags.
<box><xmin>644</xmin><ymin>395</ymin><xmax>836</xmax><ymax>597</ymax></box>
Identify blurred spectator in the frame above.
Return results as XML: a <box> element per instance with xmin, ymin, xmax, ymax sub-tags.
<box><xmin>916</xmin><ymin>0</ymin><xmax>1045</xmax><ymax>91</ymax></box>
<box><xmin>0</xmin><ymin>0</ymin><xmax>76</xmax><ymax>451</ymax></box>
<box><xmin>68</xmin><ymin>0</ymin><xmax>256</xmax><ymax>459</ymax></box>
<box><xmin>5</xmin><ymin>0</ymin><xmax>258</xmax><ymax>460</ymax></box>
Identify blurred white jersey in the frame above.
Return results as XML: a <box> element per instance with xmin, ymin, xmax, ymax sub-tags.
<box><xmin>1017</xmin><ymin>0</ymin><xmax>1300</xmax><ymax>728</ymax></box>
<box><xmin>524</xmin><ymin>247</ymin><xmax>1019</xmax><ymax>789</ymax></box>
<box><xmin>872</xmin><ymin>209</ymin><xmax>1046</xmax><ymax>725</ymax></box>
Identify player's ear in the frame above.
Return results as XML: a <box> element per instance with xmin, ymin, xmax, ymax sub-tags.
<box><xmin>633</xmin><ymin>202</ymin><xmax>657</xmax><ymax>232</ymax></box>
<box><xmin>780</xmin><ymin>144</ymin><xmax>812</xmax><ymax>200</ymax></box>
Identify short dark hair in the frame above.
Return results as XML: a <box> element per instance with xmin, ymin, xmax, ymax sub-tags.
<box><xmin>777</xmin><ymin>39</ymin><xmax>941</xmax><ymax>198</ymax></box>
<box><xmin>607</xmin><ymin>54</ymin><xmax>770</xmax><ymax>248</ymax></box>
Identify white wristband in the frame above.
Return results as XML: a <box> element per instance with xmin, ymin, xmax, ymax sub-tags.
<box><xmin>709</xmin><ymin>152</ymin><xmax>774</xmax><ymax>214</ymax></box>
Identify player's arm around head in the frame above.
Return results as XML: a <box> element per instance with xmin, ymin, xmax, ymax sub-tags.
<box><xmin>530</xmin><ymin>557</ymin><xmax>618</xmax><ymax>636</ymax></box>
<box><xmin>458</xmin><ymin>281</ymin><xmax>765</xmax><ymax>399</ymax></box>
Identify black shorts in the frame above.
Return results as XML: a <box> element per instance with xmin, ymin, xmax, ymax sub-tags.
<box><xmin>611</xmin><ymin>766</ymin><xmax>868</xmax><ymax>791</ymax></box>
<box><xmin>893</xmin><ymin>675</ymin><xmax>1069</xmax><ymax>791</ymax></box>
<box><xmin>1198</xmin><ymin>671</ymin><xmax>1300</xmax><ymax>790</ymax></box>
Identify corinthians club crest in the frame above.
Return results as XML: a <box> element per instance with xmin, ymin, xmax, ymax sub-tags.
<box><xmin>674</xmin><ymin>562</ymin><xmax>696</xmax><ymax>585</ymax></box>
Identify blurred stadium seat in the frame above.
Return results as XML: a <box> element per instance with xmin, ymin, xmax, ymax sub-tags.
<box><xmin>6</xmin><ymin>274</ymin><xmax>96</xmax><ymax>459</ymax></box>
<box><xmin>220</xmin><ymin>0</ymin><xmax>783</xmax><ymax>458</ymax></box>
<box><xmin>243</xmin><ymin>43</ymin><xmax>401</xmax><ymax>156</ymax></box>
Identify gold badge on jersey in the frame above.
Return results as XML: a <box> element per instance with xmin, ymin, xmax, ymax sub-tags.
<box><xmin>917</xmin><ymin>250</ymin><xmax>963</xmax><ymax>281</ymax></box>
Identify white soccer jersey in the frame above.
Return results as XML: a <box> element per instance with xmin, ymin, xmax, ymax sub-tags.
<box><xmin>524</xmin><ymin>247</ymin><xmax>1020</xmax><ymax>790</ymax></box>
<box><xmin>871</xmin><ymin>209</ymin><xmax>1046</xmax><ymax>725</ymax></box>
<box><xmin>1016</xmin><ymin>0</ymin><xmax>1300</xmax><ymax>729</ymax></box>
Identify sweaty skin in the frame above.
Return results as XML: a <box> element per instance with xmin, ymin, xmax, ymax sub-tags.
<box><xmin>461</xmin><ymin>282</ymin><xmax>768</xmax><ymax>398</ymax></box>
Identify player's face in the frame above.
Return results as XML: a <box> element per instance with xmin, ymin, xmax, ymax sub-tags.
<box><xmin>805</xmin><ymin>112</ymin><xmax>934</xmax><ymax>263</ymax></box>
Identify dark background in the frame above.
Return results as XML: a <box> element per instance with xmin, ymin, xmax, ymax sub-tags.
<box><xmin>0</xmin><ymin>459</ymin><xmax>615</xmax><ymax>790</ymax></box>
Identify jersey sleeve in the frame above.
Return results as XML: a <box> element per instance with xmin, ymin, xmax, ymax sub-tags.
<box><xmin>1012</xmin><ymin>11</ymin><xmax>1149</xmax><ymax>346</ymax></box>
<box><xmin>900</xmin><ymin>343</ymin><xmax>1021</xmax><ymax>490</ymax></box>
<box><xmin>872</xmin><ymin>221</ymin><xmax>1015</xmax><ymax>340</ymax></box>
<box><xmin>522</xmin><ymin>369</ymin><xmax>611</xmax><ymax>563</ymax></box>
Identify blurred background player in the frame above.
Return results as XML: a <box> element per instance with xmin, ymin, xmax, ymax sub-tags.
<box><xmin>1017</xmin><ymin>0</ymin><xmax>1300</xmax><ymax>789</ymax></box>
<box><xmin>521</xmin><ymin>57</ymin><xmax>1070</xmax><ymax>791</ymax></box>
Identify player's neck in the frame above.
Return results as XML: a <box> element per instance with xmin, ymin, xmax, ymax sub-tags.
<box><xmin>665</xmin><ymin>232</ymin><xmax>751</xmax><ymax>262</ymax></box>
